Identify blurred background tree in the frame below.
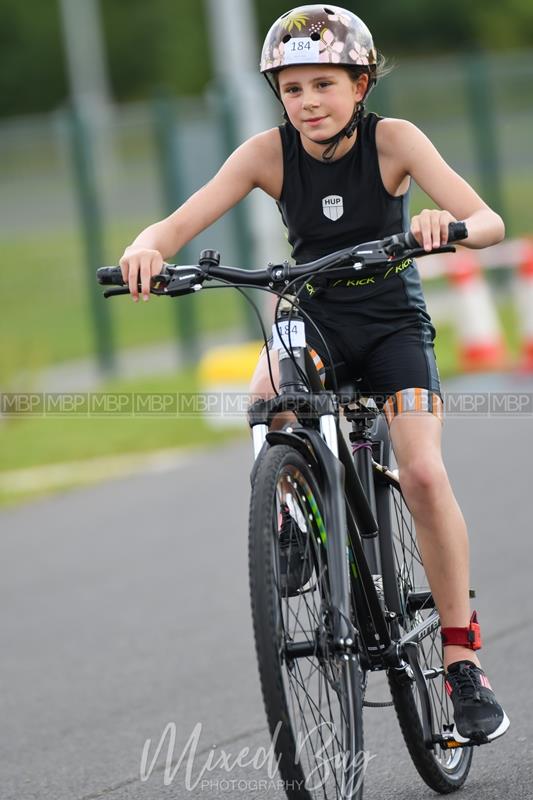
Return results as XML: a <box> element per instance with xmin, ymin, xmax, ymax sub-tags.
<box><xmin>1</xmin><ymin>0</ymin><xmax>533</xmax><ymax>118</ymax></box>
<box><xmin>0</xmin><ymin>0</ymin><xmax>67</xmax><ymax>116</ymax></box>
<box><xmin>255</xmin><ymin>0</ymin><xmax>533</xmax><ymax>57</ymax></box>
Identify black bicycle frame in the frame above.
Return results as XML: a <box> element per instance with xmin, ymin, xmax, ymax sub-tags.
<box><xmin>248</xmin><ymin>297</ymin><xmax>449</xmax><ymax>749</ymax></box>
<box><xmin>249</xmin><ymin>297</ymin><xmax>397</xmax><ymax>659</ymax></box>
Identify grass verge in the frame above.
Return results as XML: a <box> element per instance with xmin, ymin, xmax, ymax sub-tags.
<box><xmin>0</xmin><ymin>224</ymin><xmax>245</xmax><ymax>386</ymax></box>
<box><xmin>0</xmin><ymin>369</ymin><xmax>247</xmax><ymax>508</ymax></box>
<box><xmin>0</xmin><ymin>299</ymin><xmax>522</xmax><ymax>509</ymax></box>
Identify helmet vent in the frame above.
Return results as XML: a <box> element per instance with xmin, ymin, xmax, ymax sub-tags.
<box><xmin>282</xmin><ymin>34</ymin><xmax>292</xmax><ymax>43</ymax></box>
<box><xmin>324</xmin><ymin>7</ymin><xmax>335</xmax><ymax>13</ymax></box>
<box><xmin>310</xmin><ymin>32</ymin><xmax>320</xmax><ymax>40</ymax></box>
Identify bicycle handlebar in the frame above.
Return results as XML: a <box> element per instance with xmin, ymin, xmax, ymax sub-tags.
<box><xmin>96</xmin><ymin>222</ymin><xmax>468</xmax><ymax>298</ymax></box>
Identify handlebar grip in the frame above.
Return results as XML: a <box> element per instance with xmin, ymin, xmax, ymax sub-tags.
<box><xmin>401</xmin><ymin>221</ymin><xmax>468</xmax><ymax>250</ymax></box>
<box><xmin>447</xmin><ymin>221</ymin><xmax>468</xmax><ymax>242</ymax></box>
<box><xmin>96</xmin><ymin>266</ymin><xmax>124</xmax><ymax>286</ymax></box>
<box><xmin>403</xmin><ymin>230</ymin><xmax>419</xmax><ymax>249</ymax></box>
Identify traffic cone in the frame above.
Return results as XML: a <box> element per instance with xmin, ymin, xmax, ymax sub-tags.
<box><xmin>447</xmin><ymin>250</ymin><xmax>507</xmax><ymax>373</ymax></box>
<box><xmin>515</xmin><ymin>240</ymin><xmax>533</xmax><ymax>372</ymax></box>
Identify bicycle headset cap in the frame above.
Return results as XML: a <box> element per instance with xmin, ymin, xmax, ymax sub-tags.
<box><xmin>260</xmin><ymin>5</ymin><xmax>377</xmax><ymax>160</ymax></box>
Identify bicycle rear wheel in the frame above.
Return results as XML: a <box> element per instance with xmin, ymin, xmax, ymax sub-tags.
<box><xmin>249</xmin><ymin>444</ymin><xmax>366</xmax><ymax>800</ymax></box>
<box><xmin>375</xmin><ymin>464</ymin><xmax>473</xmax><ymax>793</ymax></box>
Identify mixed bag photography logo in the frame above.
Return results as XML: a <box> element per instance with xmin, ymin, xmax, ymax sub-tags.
<box><xmin>139</xmin><ymin>720</ymin><xmax>375</xmax><ymax>792</ymax></box>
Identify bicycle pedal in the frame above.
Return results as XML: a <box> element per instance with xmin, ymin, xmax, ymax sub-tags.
<box><xmin>440</xmin><ymin>735</ymin><xmax>484</xmax><ymax>750</ymax></box>
<box><xmin>440</xmin><ymin>737</ymin><xmax>464</xmax><ymax>749</ymax></box>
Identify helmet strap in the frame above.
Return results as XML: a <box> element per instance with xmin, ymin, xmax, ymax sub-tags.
<box><xmin>317</xmin><ymin>101</ymin><xmax>365</xmax><ymax>162</ymax></box>
<box><xmin>263</xmin><ymin>72</ymin><xmax>282</xmax><ymax>102</ymax></box>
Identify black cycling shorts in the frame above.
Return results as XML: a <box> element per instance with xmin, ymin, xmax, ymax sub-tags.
<box><xmin>269</xmin><ymin>273</ymin><xmax>444</xmax><ymax>425</ymax></box>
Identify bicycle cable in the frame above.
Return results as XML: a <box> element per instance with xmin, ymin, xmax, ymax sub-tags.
<box><xmin>273</xmin><ymin>258</ymin><xmax>350</xmax><ymax>398</ymax></box>
<box><xmin>201</xmin><ymin>279</ymin><xmax>336</xmax><ymax>400</ymax></box>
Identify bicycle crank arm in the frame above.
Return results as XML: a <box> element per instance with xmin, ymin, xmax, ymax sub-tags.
<box><xmin>402</xmin><ymin>641</ymin><xmax>435</xmax><ymax>750</ymax></box>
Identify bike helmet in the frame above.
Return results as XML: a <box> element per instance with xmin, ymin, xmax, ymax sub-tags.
<box><xmin>260</xmin><ymin>5</ymin><xmax>378</xmax><ymax>160</ymax></box>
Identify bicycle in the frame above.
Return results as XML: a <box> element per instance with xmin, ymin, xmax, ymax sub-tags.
<box><xmin>97</xmin><ymin>222</ymin><xmax>476</xmax><ymax>799</ymax></box>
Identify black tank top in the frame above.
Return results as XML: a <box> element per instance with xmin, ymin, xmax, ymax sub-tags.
<box><xmin>276</xmin><ymin>113</ymin><xmax>428</xmax><ymax>309</ymax></box>
<box><xmin>277</xmin><ymin>112</ymin><xmax>408</xmax><ymax>262</ymax></box>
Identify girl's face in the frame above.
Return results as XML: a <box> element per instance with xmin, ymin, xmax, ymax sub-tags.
<box><xmin>278</xmin><ymin>65</ymin><xmax>368</xmax><ymax>154</ymax></box>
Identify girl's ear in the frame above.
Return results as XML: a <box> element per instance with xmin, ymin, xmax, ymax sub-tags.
<box><xmin>356</xmin><ymin>72</ymin><xmax>369</xmax><ymax>101</ymax></box>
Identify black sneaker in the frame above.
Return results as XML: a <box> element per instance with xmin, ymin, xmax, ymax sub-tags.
<box><xmin>445</xmin><ymin>660</ymin><xmax>510</xmax><ymax>744</ymax></box>
<box><xmin>278</xmin><ymin>504</ymin><xmax>313</xmax><ymax>596</ymax></box>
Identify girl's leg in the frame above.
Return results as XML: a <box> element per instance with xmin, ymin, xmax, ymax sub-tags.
<box><xmin>249</xmin><ymin>348</ymin><xmax>292</xmax><ymax>430</ymax></box>
<box><xmin>387</xmin><ymin>410</ymin><xmax>480</xmax><ymax>670</ymax></box>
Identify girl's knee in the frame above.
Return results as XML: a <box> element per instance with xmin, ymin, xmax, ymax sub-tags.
<box><xmin>249</xmin><ymin>350</ymin><xmax>279</xmax><ymax>400</ymax></box>
<box><xmin>399</xmin><ymin>456</ymin><xmax>448</xmax><ymax>499</ymax></box>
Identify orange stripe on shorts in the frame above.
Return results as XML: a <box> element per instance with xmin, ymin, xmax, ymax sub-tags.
<box><xmin>383</xmin><ymin>389</ymin><xmax>444</xmax><ymax>425</ymax></box>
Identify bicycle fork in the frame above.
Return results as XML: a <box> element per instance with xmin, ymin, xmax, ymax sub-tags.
<box><xmin>248</xmin><ymin>302</ymin><xmax>355</xmax><ymax>651</ymax></box>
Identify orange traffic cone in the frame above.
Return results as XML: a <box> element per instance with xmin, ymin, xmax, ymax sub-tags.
<box><xmin>447</xmin><ymin>250</ymin><xmax>507</xmax><ymax>373</ymax></box>
<box><xmin>515</xmin><ymin>240</ymin><xmax>533</xmax><ymax>372</ymax></box>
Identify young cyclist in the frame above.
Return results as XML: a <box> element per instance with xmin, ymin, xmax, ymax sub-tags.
<box><xmin>119</xmin><ymin>5</ymin><xmax>509</xmax><ymax>744</ymax></box>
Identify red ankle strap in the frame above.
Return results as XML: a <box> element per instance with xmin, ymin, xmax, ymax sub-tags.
<box><xmin>441</xmin><ymin>611</ymin><xmax>482</xmax><ymax>651</ymax></box>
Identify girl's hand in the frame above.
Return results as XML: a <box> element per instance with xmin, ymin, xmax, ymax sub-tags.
<box><xmin>119</xmin><ymin>248</ymin><xmax>164</xmax><ymax>302</ymax></box>
<box><xmin>410</xmin><ymin>209</ymin><xmax>457</xmax><ymax>252</ymax></box>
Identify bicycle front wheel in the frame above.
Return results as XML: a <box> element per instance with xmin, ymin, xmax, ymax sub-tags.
<box><xmin>376</xmin><ymin>465</ymin><xmax>473</xmax><ymax>793</ymax></box>
<box><xmin>249</xmin><ymin>444</ymin><xmax>365</xmax><ymax>800</ymax></box>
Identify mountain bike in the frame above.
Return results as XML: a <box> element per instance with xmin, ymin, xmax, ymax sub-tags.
<box><xmin>97</xmin><ymin>222</ymin><xmax>475</xmax><ymax>799</ymax></box>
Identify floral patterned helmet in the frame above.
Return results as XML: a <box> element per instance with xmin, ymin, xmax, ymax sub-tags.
<box><xmin>260</xmin><ymin>5</ymin><xmax>377</xmax><ymax>82</ymax></box>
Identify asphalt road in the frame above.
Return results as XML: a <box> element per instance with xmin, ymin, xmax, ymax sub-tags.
<box><xmin>2</xmin><ymin>377</ymin><xmax>533</xmax><ymax>800</ymax></box>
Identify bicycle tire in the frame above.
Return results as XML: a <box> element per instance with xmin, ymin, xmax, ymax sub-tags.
<box><xmin>249</xmin><ymin>444</ymin><xmax>366</xmax><ymax>800</ymax></box>
<box><xmin>375</xmin><ymin>463</ymin><xmax>473</xmax><ymax>793</ymax></box>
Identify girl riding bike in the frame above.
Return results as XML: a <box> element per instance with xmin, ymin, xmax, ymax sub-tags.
<box><xmin>119</xmin><ymin>4</ymin><xmax>509</xmax><ymax>745</ymax></box>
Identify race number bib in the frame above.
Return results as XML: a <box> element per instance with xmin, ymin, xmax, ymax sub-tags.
<box><xmin>271</xmin><ymin>319</ymin><xmax>306</xmax><ymax>351</ymax></box>
<box><xmin>283</xmin><ymin>37</ymin><xmax>320</xmax><ymax>65</ymax></box>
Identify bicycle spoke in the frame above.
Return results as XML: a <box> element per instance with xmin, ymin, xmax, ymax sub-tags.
<box><xmin>385</xmin><ymin>474</ymin><xmax>472</xmax><ymax>785</ymax></box>
<box><xmin>285</xmin><ymin>657</ymin><xmax>346</xmax><ymax>796</ymax></box>
<box><xmin>250</xmin><ymin>446</ymin><xmax>366</xmax><ymax>798</ymax></box>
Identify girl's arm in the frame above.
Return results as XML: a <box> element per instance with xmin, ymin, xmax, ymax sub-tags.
<box><xmin>120</xmin><ymin>129</ymin><xmax>281</xmax><ymax>300</ymax></box>
<box><xmin>378</xmin><ymin>119</ymin><xmax>505</xmax><ymax>252</ymax></box>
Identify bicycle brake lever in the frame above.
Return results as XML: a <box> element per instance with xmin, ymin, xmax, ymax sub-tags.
<box><xmin>159</xmin><ymin>266</ymin><xmax>206</xmax><ymax>297</ymax></box>
<box><xmin>103</xmin><ymin>287</ymin><xmax>131</xmax><ymax>298</ymax></box>
<box><xmin>405</xmin><ymin>245</ymin><xmax>457</xmax><ymax>259</ymax></box>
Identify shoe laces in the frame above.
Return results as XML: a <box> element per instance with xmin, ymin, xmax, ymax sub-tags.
<box><xmin>449</xmin><ymin>663</ymin><xmax>482</xmax><ymax>702</ymax></box>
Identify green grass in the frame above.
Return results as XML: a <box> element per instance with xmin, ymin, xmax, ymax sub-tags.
<box><xmin>0</xmin><ymin>369</ymin><xmax>246</xmax><ymax>470</ymax></box>
<box><xmin>0</xmin><ymin>368</ymin><xmax>247</xmax><ymax>507</ymax></box>
<box><xmin>0</xmin><ymin>224</ymin><xmax>245</xmax><ymax>385</ymax></box>
<box><xmin>0</xmin><ymin>274</ymin><xmax>522</xmax><ymax>509</ymax></box>
<box><xmin>0</xmin><ymin>300</ymin><xmax>520</xmax><ymax>469</ymax></box>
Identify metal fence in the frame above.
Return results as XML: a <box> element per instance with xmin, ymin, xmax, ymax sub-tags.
<box><xmin>1</xmin><ymin>50</ymin><xmax>532</xmax><ymax>378</ymax></box>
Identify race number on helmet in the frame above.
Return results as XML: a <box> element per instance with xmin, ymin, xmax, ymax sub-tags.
<box><xmin>260</xmin><ymin>4</ymin><xmax>377</xmax><ymax>76</ymax></box>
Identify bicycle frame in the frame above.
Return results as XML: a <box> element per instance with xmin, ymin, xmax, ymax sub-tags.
<box><xmin>248</xmin><ymin>298</ymin><xmax>394</xmax><ymax>653</ymax></box>
<box><xmin>248</xmin><ymin>295</ymin><xmax>446</xmax><ymax>751</ymax></box>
